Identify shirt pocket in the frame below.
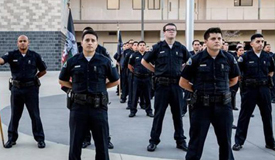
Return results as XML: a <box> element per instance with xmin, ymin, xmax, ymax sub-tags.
<box><xmin>198</xmin><ymin>66</ymin><xmax>211</xmax><ymax>81</ymax></box>
<box><xmin>72</xmin><ymin>67</ymin><xmax>84</xmax><ymax>83</ymax></box>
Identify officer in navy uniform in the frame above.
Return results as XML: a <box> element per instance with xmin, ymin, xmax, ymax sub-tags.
<box><xmin>59</xmin><ymin>30</ymin><xmax>119</xmax><ymax>160</ymax></box>
<box><xmin>233</xmin><ymin>34</ymin><xmax>275</xmax><ymax>151</ymax></box>
<box><xmin>123</xmin><ymin>41</ymin><xmax>138</xmax><ymax>109</ymax></box>
<box><xmin>0</xmin><ymin>35</ymin><xmax>47</xmax><ymax>149</ymax></box>
<box><xmin>142</xmin><ymin>23</ymin><xmax>190</xmax><ymax>152</ymax></box>
<box><xmin>180</xmin><ymin>27</ymin><xmax>240</xmax><ymax>160</ymax></box>
<box><xmin>128</xmin><ymin>41</ymin><xmax>154</xmax><ymax>118</ymax></box>
<box><xmin>78</xmin><ymin>27</ymin><xmax>114</xmax><ymax>149</ymax></box>
<box><xmin>182</xmin><ymin>39</ymin><xmax>201</xmax><ymax>116</ymax></box>
<box><xmin>264</xmin><ymin>44</ymin><xmax>275</xmax><ymax>103</ymax></box>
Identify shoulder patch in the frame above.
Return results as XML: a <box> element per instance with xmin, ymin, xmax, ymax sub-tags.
<box><xmin>237</xmin><ymin>57</ymin><xmax>243</xmax><ymax>62</ymax></box>
<box><xmin>63</xmin><ymin>62</ymin><xmax>67</xmax><ymax>68</ymax></box>
<box><xmin>233</xmin><ymin>58</ymin><xmax>237</xmax><ymax>64</ymax></box>
<box><xmin>111</xmin><ymin>61</ymin><xmax>116</xmax><ymax>68</ymax></box>
<box><xmin>130</xmin><ymin>55</ymin><xmax>133</xmax><ymax>59</ymax></box>
<box><xmin>186</xmin><ymin>58</ymin><xmax>192</xmax><ymax>65</ymax></box>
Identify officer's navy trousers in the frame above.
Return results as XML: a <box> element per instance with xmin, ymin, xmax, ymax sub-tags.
<box><xmin>235</xmin><ymin>86</ymin><xmax>274</xmax><ymax>146</ymax></box>
<box><xmin>69</xmin><ymin>103</ymin><xmax>109</xmax><ymax>160</ymax></box>
<box><xmin>149</xmin><ymin>84</ymin><xmax>185</xmax><ymax>145</ymax></box>
<box><xmin>8</xmin><ymin>86</ymin><xmax>44</xmax><ymax>142</ymax></box>
<box><xmin>131</xmin><ymin>76</ymin><xmax>152</xmax><ymax>114</ymax></box>
<box><xmin>186</xmin><ymin>102</ymin><xmax>234</xmax><ymax>160</ymax></box>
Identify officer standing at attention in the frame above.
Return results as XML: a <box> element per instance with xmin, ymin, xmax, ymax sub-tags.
<box><xmin>59</xmin><ymin>30</ymin><xmax>119</xmax><ymax>160</ymax></box>
<box><xmin>263</xmin><ymin>44</ymin><xmax>275</xmax><ymax>103</ymax></box>
<box><xmin>142</xmin><ymin>23</ymin><xmax>190</xmax><ymax>152</ymax></box>
<box><xmin>79</xmin><ymin>27</ymin><xmax>114</xmax><ymax>149</ymax></box>
<box><xmin>180</xmin><ymin>27</ymin><xmax>240</xmax><ymax>160</ymax></box>
<box><xmin>0</xmin><ymin>35</ymin><xmax>47</xmax><ymax>148</ymax></box>
<box><xmin>128</xmin><ymin>41</ymin><xmax>154</xmax><ymax>117</ymax></box>
<box><xmin>233</xmin><ymin>34</ymin><xmax>275</xmax><ymax>151</ymax></box>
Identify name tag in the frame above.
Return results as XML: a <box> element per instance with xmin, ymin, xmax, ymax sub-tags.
<box><xmin>136</xmin><ymin>57</ymin><xmax>139</xmax><ymax>59</ymax></box>
<box><xmin>160</xmin><ymin>51</ymin><xmax>165</xmax><ymax>54</ymax></box>
<box><xmin>13</xmin><ymin>59</ymin><xmax>18</xmax><ymax>62</ymax></box>
<box><xmin>200</xmin><ymin>64</ymin><xmax>207</xmax><ymax>67</ymax></box>
<box><xmin>249</xmin><ymin>61</ymin><xmax>254</xmax><ymax>63</ymax></box>
<box><xmin>74</xmin><ymin>65</ymin><xmax>81</xmax><ymax>68</ymax></box>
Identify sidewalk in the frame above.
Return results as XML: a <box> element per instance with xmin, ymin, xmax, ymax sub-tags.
<box><xmin>0</xmin><ymin>71</ymin><xmax>274</xmax><ymax>160</ymax></box>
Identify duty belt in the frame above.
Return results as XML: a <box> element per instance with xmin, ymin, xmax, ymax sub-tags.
<box><xmin>244</xmin><ymin>79</ymin><xmax>268</xmax><ymax>86</ymax></box>
<box><xmin>156</xmin><ymin>77</ymin><xmax>179</xmax><ymax>84</ymax></box>
<box><xmin>73</xmin><ymin>93</ymin><xmax>108</xmax><ymax>108</ymax></box>
<box><xmin>11</xmin><ymin>80</ymin><xmax>36</xmax><ymax>88</ymax></box>
<box><xmin>134</xmin><ymin>72</ymin><xmax>150</xmax><ymax>78</ymax></box>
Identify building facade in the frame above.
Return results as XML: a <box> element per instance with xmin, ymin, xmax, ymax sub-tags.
<box><xmin>0</xmin><ymin>0</ymin><xmax>274</xmax><ymax>71</ymax></box>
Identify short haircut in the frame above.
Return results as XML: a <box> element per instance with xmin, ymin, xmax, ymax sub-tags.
<box><xmin>82</xmin><ymin>27</ymin><xmax>94</xmax><ymax>32</ymax></box>
<box><xmin>236</xmin><ymin>46</ymin><xmax>243</xmax><ymax>51</ymax></box>
<box><xmin>163</xmin><ymin>23</ymin><xmax>177</xmax><ymax>32</ymax></box>
<box><xmin>82</xmin><ymin>29</ymin><xmax>98</xmax><ymax>40</ymax></box>
<box><xmin>133</xmin><ymin>41</ymin><xmax>139</xmax><ymax>44</ymax></box>
<box><xmin>138</xmin><ymin>41</ymin><xmax>146</xmax><ymax>45</ymax></box>
<box><xmin>204</xmin><ymin>27</ymin><xmax>222</xmax><ymax>40</ymax></box>
<box><xmin>250</xmin><ymin>33</ymin><xmax>264</xmax><ymax>41</ymax></box>
<box><xmin>264</xmin><ymin>44</ymin><xmax>270</xmax><ymax>49</ymax></box>
<box><xmin>192</xmin><ymin>40</ymin><xmax>200</xmax><ymax>45</ymax></box>
<box><xmin>128</xmin><ymin>39</ymin><xmax>134</xmax><ymax>43</ymax></box>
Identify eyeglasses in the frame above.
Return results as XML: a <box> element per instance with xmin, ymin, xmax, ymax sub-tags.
<box><xmin>165</xmin><ymin>29</ymin><xmax>176</xmax><ymax>32</ymax></box>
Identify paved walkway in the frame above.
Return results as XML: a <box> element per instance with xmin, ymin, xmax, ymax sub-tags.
<box><xmin>0</xmin><ymin>71</ymin><xmax>275</xmax><ymax>160</ymax></box>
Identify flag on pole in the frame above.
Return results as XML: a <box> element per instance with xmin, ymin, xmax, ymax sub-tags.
<box><xmin>62</xmin><ymin>8</ymin><xmax>78</xmax><ymax>64</ymax></box>
<box><xmin>117</xmin><ymin>30</ymin><xmax>123</xmax><ymax>57</ymax></box>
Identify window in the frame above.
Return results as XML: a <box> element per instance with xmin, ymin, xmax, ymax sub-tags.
<box><xmin>148</xmin><ymin>0</ymin><xmax>160</xmax><ymax>10</ymax></box>
<box><xmin>234</xmin><ymin>0</ymin><xmax>253</xmax><ymax>6</ymax></box>
<box><xmin>107</xmin><ymin>0</ymin><xmax>120</xmax><ymax>10</ymax></box>
<box><xmin>133</xmin><ymin>0</ymin><xmax>142</xmax><ymax>10</ymax></box>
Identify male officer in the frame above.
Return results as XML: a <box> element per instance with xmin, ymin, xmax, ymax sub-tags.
<box><xmin>180</xmin><ymin>27</ymin><xmax>240</xmax><ymax>160</ymax></box>
<box><xmin>190</xmin><ymin>40</ymin><xmax>201</xmax><ymax>55</ymax></box>
<box><xmin>0</xmin><ymin>35</ymin><xmax>47</xmax><ymax>148</ymax></box>
<box><xmin>123</xmin><ymin>41</ymin><xmax>138</xmax><ymax>109</ymax></box>
<box><xmin>233</xmin><ymin>34</ymin><xmax>275</xmax><ymax>151</ymax></box>
<box><xmin>142</xmin><ymin>23</ymin><xmax>190</xmax><ymax>151</ymax></box>
<box><xmin>79</xmin><ymin>27</ymin><xmax>114</xmax><ymax>149</ymax></box>
<box><xmin>182</xmin><ymin>39</ymin><xmax>201</xmax><ymax>116</ymax></box>
<box><xmin>59</xmin><ymin>30</ymin><xmax>119</xmax><ymax>160</ymax></box>
<box><xmin>264</xmin><ymin>44</ymin><xmax>275</xmax><ymax>103</ymax></box>
<box><xmin>128</xmin><ymin>41</ymin><xmax>154</xmax><ymax>117</ymax></box>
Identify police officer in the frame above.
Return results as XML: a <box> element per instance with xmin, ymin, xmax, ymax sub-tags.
<box><xmin>264</xmin><ymin>44</ymin><xmax>275</xmax><ymax>103</ymax></box>
<box><xmin>128</xmin><ymin>41</ymin><xmax>154</xmax><ymax>117</ymax></box>
<box><xmin>180</xmin><ymin>27</ymin><xmax>240</xmax><ymax>160</ymax></box>
<box><xmin>142</xmin><ymin>23</ymin><xmax>190</xmax><ymax>151</ymax></box>
<box><xmin>59</xmin><ymin>30</ymin><xmax>119</xmax><ymax>160</ymax></box>
<box><xmin>0</xmin><ymin>35</ymin><xmax>47</xmax><ymax>148</ymax></box>
<box><xmin>233</xmin><ymin>34</ymin><xmax>275</xmax><ymax>151</ymax></box>
<box><xmin>78</xmin><ymin>27</ymin><xmax>114</xmax><ymax>149</ymax></box>
<box><xmin>123</xmin><ymin>41</ymin><xmax>138</xmax><ymax>110</ymax></box>
<box><xmin>182</xmin><ymin>40</ymin><xmax>201</xmax><ymax>117</ymax></box>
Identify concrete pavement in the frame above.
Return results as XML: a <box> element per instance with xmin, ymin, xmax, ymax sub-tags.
<box><xmin>0</xmin><ymin>71</ymin><xmax>275</xmax><ymax>160</ymax></box>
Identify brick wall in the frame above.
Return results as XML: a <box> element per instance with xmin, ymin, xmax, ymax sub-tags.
<box><xmin>0</xmin><ymin>31</ymin><xmax>66</xmax><ymax>71</ymax></box>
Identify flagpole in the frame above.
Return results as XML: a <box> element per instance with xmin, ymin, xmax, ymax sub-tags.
<box><xmin>117</xmin><ymin>24</ymin><xmax>122</xmax><ymax>99</ymax></box>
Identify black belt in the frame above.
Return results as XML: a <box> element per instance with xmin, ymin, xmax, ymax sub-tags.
<box><xmin>134</xmin><ymin>73</ymin><xmax>150</xmax><ymax>78</ymax></box>
<box><xmin>12</xmin><ymin>80</ymin><xmax>36</xmax><ymax>88</ymax></box>
<box><xmin>73</xmin><ymin>93</ymin><xmax>108</xmax><ymax>108</ymax></box>
<box><xmin>156</xmin><ymin>77</ymin><xmax>178</xmax><ymax>84</ymax></box>
<box><xmin>244</xmin><ymin>79</ymin><xmax>268</xmax><ymax>86</ymax></box>
<box><xmin>198</xmin><ymin>95</ymin><xmax>223</xmax><ymax>103</ymax></box>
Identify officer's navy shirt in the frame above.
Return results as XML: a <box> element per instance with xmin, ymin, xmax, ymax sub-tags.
<box><xmin>129</xmin><ymin>52</ymin><xmax>151</xmax><ymax>75</ymax></box>
<box><xmin>143</xmin><ymin>41</ymin><xmax>190</xmax><ymax>78</ymax></box>
<box><xmin>123</xmin><ymin>50</ymin><xmax>135</xmax><ymax>69</ymax></box>
<box><xmin>238</xmin><ymin>50</ymin><xmax>274</xmax><ymax>81</ymax></box>
<box><xmin>181</xmin><ymin>50</ymin><xmax>240</xmax><ymax>95</ymax></box>
<box><xmin>1</xmin><ymin>49</ymin><xmax>47</xmax><ymax>82</ymax></box>
<box><xmin>190</xmin><ymin>50</ymin><xmax>196</xmax><ymax>56</ymax></box>
<box><xmin>59</xmin><ymin>52</ymin><xmax>119</xmax><ymax>94</ymax></box>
